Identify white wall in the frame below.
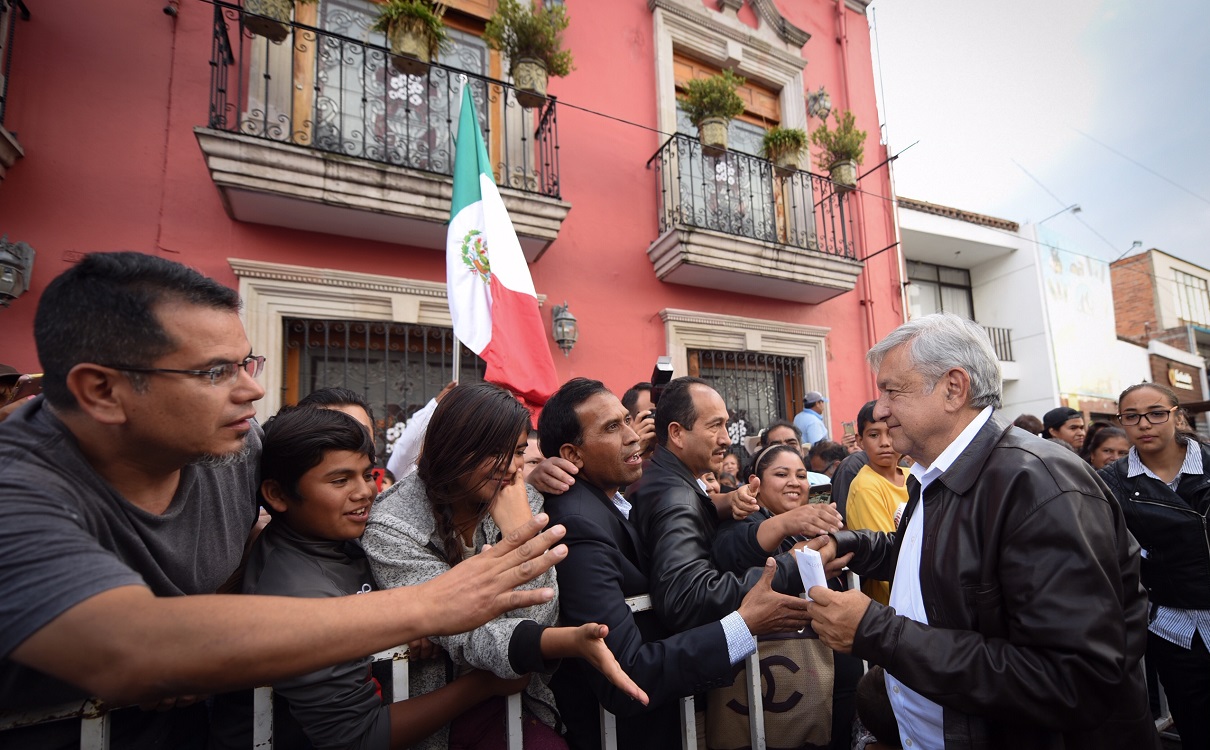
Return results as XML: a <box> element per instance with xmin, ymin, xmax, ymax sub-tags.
<box><xmin>968</xmin><ymin>230</ymin><xmax>1059</xmax><ymax>421</ymax></box>
<box><xmin>1115</xmin><ymin>339</ymin><xmax>1152</xmax><ymax>393</ymax></box>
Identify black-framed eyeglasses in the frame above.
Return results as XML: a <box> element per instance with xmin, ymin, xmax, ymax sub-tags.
<box><xmin>102</xmin><ymin>355</ymin><xmax>266</xmax><ymax>387</ymax></box>
<box><xmin>1116</xmin><ymin>406</ymin><xmax>1178</xmax><ymax>426</ymax></box>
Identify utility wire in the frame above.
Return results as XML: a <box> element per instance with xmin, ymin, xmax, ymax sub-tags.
<box><xmin>1009</xmin><ymin>159</ymin><xmax>1125</xmax><ymax>256</ymax></box>
<box><xmin>844</xmin><ymin>172</ymin><xmax>1183</xmax><ymax>289</ymax></box>
<box><xmin>1074</xmin><ymin>128</ymin><xmax>1210</xmax><ymax>207</ymax></box>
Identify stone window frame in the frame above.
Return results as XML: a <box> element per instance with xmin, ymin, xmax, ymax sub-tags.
<box><xmin>660</xmin><ymin>307</ymin><xmax>831</xmax><ymax>425</ymax></box>
<box><xmin>650</xmin><ymin>0</ymin><xmax>811</xmax><ymax>153</ymax></box>
<box><xmin>232</xmin><ymin>258</ymin><xmax>467</xmax><ymax>420</ymax></box>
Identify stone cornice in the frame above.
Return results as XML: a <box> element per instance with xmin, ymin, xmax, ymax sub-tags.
<box><xmin>650</xmin><ymin>0</ymin><xmax>808</xmax><ymax>68</ymax></box>
<box><xmin>749</xmin><ymin>0</ymin><xmax>811</xmax><ymax>48</ymax></box>
<box><xmin>228</xmin><ymin>257</ymin><xmax>547</xmax><ymax>305</ymax></box>
<box><xmin>661</xmin><ymin>307</ymin><xmax>830</xmax><ymax>338</ymax></box>
<box><xmin>228</xmin><ymin>258</ymin><xmax>448</xmax><ymax>297</ymax></box>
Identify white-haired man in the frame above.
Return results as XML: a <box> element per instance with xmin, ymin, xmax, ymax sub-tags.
<box><xmin>805</xmin><ymin>313</ymin><xmax>1157</xmax><ymax>749</ymax></box>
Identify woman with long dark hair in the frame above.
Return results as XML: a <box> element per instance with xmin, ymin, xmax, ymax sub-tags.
<box><xmin>1100</xmin><ymin>382</ymin><xmax>1209</xmax><ymax>748</ymax></box>
<box><xmin>363</xmin><ymin>383</ymin><xmax>645</xmax><ymax>750</ymax></box>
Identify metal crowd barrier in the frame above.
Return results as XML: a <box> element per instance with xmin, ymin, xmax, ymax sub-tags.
<box><xmin>0</xmin><ymin>645</ymin><xmax>526</xmax><ymax>750</ymax></box>
<box><xmin>599</xmin><ymin>594</ymin><xmax>767</xmax><ymax>750</ymax></box>
<box><xmin>10</xmin><ymin>577</ymin><xmax>1159</xmax><ymax>749</ymax></box>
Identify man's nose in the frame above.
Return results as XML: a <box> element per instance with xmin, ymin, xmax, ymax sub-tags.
<box><xmin>623</xmin><ymin>424</ymin><xmax>640</xmax><ymax>444</ymax></box>
<box><xmin>234</xmin><ymin>368</ymin><xmax>266</xmax><ymax>403</ymax></box>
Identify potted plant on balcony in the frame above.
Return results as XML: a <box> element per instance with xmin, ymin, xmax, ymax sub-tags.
<box><xmin>809</xmin><ymin>109</ymin><xmax>866</xmax><ymax>192</ymax></box>
<box><xmin>484</xmin><ymin>0</ymin><xmax>575</xmax><ymax>108</ymax></box>
<box><xmin>244</xmin><ymin>0</ymin><xmax>315</xmax><ymax>43</ymax></box>
<box><xmin>760</xmin><ymin>126</ymin><xmax>808</xmax><ymax>173</ymax></box>
<box><xmin>371</xmin><ymin>0</ymin><xmax>451</xmax><ymax>77</ymax></box>
<box><xmin>678</xmin><ymin>69</ymin><xmax>745</xmax><ymax>155</ymax></box>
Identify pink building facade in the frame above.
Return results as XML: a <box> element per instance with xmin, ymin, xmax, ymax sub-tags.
<box><xmin>0</xmin><ymin>0</ymin><xmax>903</xmax><ymax>449</ymax></box>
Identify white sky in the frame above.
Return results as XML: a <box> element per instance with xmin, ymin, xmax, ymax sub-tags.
<box><xmin>867</xmin><ymin>0</ymin><xmax>1210</xmax><ymax>267</ymax></box>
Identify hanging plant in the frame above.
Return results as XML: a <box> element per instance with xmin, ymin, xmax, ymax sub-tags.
<box><xmin>678</xmin><ymin>70</ymin><xmax>746</xmax><ymax>154</ymax></box>
<box><xmin>484</xmin><ymin>0</ymin><xmax>575</xmax><ymax>108</ymax></box>
<box><xmin>371</xmin><ymin>0</ymin><xmax>451</xmax><ymax>77</ymax></box>
<box><xmin>809</xmin><ymin>109</ymin><xmax>866</xmax><ymax>191</ymax></box>
<box><xmin>243</xmin><ymin>0</ymin><xmax>316</xmax><ymax>43</ymax></box>
<box><xmin>760</xmin><ymin>126</ymin><xmax>808</xmax><ymax>172</ymax></box>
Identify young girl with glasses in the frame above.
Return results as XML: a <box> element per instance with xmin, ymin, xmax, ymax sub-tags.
<box><xmin>1100</xmin><ymin>382</ymin><xmax>1210</xmax><ymax>749</ymax></box>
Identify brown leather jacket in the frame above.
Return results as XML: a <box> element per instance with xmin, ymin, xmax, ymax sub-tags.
<box><xmin>834</xmin><ymin>413</ymin><xmax>1158</xmax><ymax>750</ymax></box>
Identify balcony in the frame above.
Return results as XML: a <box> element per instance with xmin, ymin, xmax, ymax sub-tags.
<box><xmin>195</xmin><ymin>1</ymin><xmax>569</xmax><ymax>261</ymax></box>
<box><xmin>978</xmin><ymin>324</ymin><xmax>1019</xmax><ymax>381</ymax></box>
<box><xmin>0</xmin><ymin>0</ymin><xmax>29</xmax><ymax>181</ymax></box>
<box><xmin>646</xmin><ymin>134</ymin><xmax>863</xmax><ymax>303</ymax></box>
<box><xmin>980</xmin><ymin>325</ymin><xmax>1014</xmax><ymax>362</ymax></box>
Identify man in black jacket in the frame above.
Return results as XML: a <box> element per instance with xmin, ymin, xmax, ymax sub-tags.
<box><xmin>540</xmin><ymin>378</ymin><xmax>812</xmax><ymax>750</ymax></box>
<box><xmin>805</xmin><ymin>313</ymin><xmax>1157</xmax><ymax>750</ymax></box>
<box><xmin>628</xmin><ymin>377</ymin><xmax>843</xmax><ymax>634</ymax></box>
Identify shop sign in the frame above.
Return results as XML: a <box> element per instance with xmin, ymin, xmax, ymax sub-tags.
<box><xmin>1168</xmin><ymin>367</ymin><xmax>1195</xmax><ymax>391</ymax></box>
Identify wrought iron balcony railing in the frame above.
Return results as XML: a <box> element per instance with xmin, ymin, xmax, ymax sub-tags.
<box><xmin>0</xmin><ymin>0</ymin><xmax>30</xmax><ymax>127</ymax></box>
<box><xmin>205</xmin><ymin>1</ymin><xmax>559</xmax><ymax>198</ymax></box>
<box><xmin>647</xmin><ymin>134</ymin><xmax>854</xmax><ymax>259</ymax></box>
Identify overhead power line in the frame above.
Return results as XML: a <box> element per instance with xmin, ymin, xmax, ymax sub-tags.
<box><xmin>1074</xmin><ymin>128</ymin><xmax>1210</xmax><ymax>207</ymax></box>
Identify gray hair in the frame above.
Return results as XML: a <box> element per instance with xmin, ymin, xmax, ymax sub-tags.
<box><xmin>867</xmin><ymin>313</ymin><xmax>1003</xmax><ymax>409</ymax></box>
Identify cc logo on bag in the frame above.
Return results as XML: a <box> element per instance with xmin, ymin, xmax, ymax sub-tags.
<box><xmin>726</xmin><ymin>655</ymin><xmax>803</xmax><ymax>714</ymax></box>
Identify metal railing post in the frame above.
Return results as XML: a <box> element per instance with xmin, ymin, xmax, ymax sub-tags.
<box><xmin>252</xmin><ymin>687</ymin><xmax>273</xmax><ymax>749</ymax></box>
<box><xmin>744</xmin><ymin>650</ymin><xmax>766</xmax><ymax>749</ymax></box>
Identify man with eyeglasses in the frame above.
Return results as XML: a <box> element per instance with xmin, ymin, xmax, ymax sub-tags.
<box><xmin>0</xmin><ymin>252</ymin><xmax>569</xmax><ymax>748</ymax></box>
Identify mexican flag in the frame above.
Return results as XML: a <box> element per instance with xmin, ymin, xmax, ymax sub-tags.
<box><xmin>446</xmin><ymin>85</ymin><xmax>559</xmax><ymax>407</ymax></box>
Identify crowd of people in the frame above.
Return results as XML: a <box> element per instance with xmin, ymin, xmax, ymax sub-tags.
<box><xmin>1</xmin><ymin>251</ymin><xmax>1205</xmax><ymax>750</ymax></box>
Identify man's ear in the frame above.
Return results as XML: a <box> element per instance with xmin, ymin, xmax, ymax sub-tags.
<box><xmin>66</xmin><ymin>364</ymin><xmax>130</xmax><ymax>426</ymax></box>
<box><xmin>259</xmin><ymin>479</ymin><xmax>291</xmax><ymax>514</ymax></box>
<box><xmin>667</xmin><ymin>421</ymin><xmax>686</xmax><ymax>450</ymax></box>
<box><xmin>558</xmin><ymin>443</ymin><xmax>585</xmax><ymax>470</ymax></box>
<box><xmin>942</xmin><ymin>367</ymin><xmax>973</xmax><ymax>411</ymax></box>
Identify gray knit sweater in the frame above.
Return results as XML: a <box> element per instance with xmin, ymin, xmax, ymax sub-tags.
<box><xmin>362</xmin><ymin>473</ymin><xmax>560</xmax><ymax>749</ymax></box>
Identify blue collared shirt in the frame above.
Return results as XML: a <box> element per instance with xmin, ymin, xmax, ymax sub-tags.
<box><xmin>1127</xmin><ymin>441</ymin><xmax>1210</xmax><ymax>652</ymax></box>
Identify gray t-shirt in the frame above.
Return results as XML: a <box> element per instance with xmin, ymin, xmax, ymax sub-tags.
<box><xmin>0</xmin><ymin>396</ymin><xmax>260</xmax><ymax>711</ymax></box>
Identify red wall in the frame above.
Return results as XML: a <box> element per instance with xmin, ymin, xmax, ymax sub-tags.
<box><xmin>0</xmin><ymin>0</ymin><xmax>902</xmax><ymax>433</ymax></box>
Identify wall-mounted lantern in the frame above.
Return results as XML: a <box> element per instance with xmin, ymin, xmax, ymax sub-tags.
<box><xmin>807</xmin><ymin>86</ymin><xmax>832</xmax><ymax>121</ymax></box>
<box><xmin>0</xmin><ymin>236</ymin><xmax>34</xmax><ymax>307</ymax></box>
<box><xmin>551</xmin><ymin>301</ymin><xmax>578</xmax><ymax>356</ymax></box>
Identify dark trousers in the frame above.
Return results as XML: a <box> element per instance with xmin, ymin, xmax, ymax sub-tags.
<box><xmin>1149</xmin><ymin>630</ymin><xmax>1210</xmax><ymax>749</ymax></box>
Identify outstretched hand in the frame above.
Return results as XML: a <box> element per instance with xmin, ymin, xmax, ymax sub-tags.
<box><xmin>806</xmin><ymin>534</ymin><xmax>853</xmax><ymax>578</ymax></box>
<box><xmin>805</xmin><ymin>586</ymin><xmax>870</xmax><ymax>654</ymax></box>
<box><xmin>738</xmin><ymin>558</ymin><xmax>812</xmax><ymax>636</ymax></box>
<box><xmin>783</xmin><ymin>502</ymin><xmax>844</xmax><ymax>537</ymax></box>
<box><xmin>421</xmin><ymin>514</ymin><xmax>566</xmax><ymax>636</ymax></box>
<box><xmin>730</xmin><ymin>479</ymin><xmax>761</xmax><ymax>520</ymax></box>
<box><xmin>552</xmin><ymin>623</ymin><xmax>650</xmax><ymax>706</ymax></box>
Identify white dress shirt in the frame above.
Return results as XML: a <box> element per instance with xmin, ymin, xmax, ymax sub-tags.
<box><xmin>885</xmin><ymin>406</ymin><xmax>993</xmax><ymax>750</ymax></box>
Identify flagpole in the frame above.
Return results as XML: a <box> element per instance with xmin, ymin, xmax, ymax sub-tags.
<box><xmin>450</xmin><ymin>71</ymin><xmax>467</xmax><ymax>387</ymax></box>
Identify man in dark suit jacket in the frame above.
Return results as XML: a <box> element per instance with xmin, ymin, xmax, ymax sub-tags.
<box><xmin>540</xmin><ymin>378</ymin><xmax>812</xmax><ymax>750</ymax></box>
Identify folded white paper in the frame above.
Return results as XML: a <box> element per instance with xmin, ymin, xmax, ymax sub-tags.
<box><xmin>795</xmin><ymin>547</ymin><xmax>828</xmax><ymax>601</ymax></box>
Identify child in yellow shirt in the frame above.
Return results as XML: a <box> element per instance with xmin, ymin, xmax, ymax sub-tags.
<box><xmin>845</xmin><ymin>401</ymin><xmax>909</xmax><ymax>605</ymax></box>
